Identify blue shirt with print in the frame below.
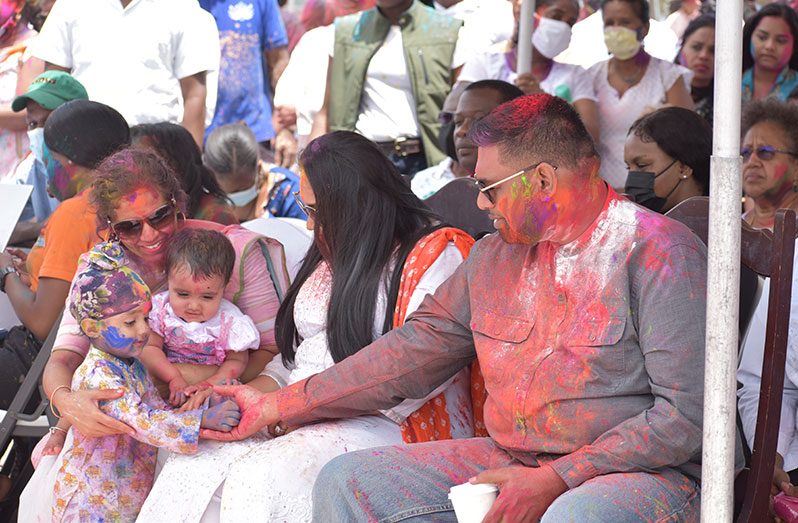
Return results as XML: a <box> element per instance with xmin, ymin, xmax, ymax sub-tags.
<box><xmin>201</xmin><ymin>0</ymin><xmax>288</xmax><ymax>142</ymax></box>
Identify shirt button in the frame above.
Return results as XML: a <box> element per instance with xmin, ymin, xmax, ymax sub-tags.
<box><xmin>557</xmin><ymin>294</ymin><xmax>565</xmax><ymax>302</ymax></box>
<box><xmin>588</xmin><ymin>334</ymin><xmax>596</xmax><ymax>342</ymax></box>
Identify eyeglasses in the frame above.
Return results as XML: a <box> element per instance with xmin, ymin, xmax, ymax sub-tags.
<box><xmin>741</xmin><ymin>145</ymin><xmax>798</xmax><ymax>162</ymax></box>
<box><xmin>473</xmin><ymin>162</ymin><xmax>555</xmax><ymax>204</ymax></box>
<box><xmin>109</xmin><ymin>200</ymin><xmax>177</xmax><ymax>240</ymax></box>
<box><xmin>292</xmin><ymin>191</ymin><xmax>317</xmax><ymax>218</ymax></box>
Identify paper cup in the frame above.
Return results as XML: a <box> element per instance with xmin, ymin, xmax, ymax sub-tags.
<box><xmin>448</xmin><ymin>482</ymin><xmax>499</xmax><ymax>523</ymax></box>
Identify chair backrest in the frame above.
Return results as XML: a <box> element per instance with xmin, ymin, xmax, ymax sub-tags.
<box><xmin>424</xmin><ymin>178</ymin><xmax>494</xmax><ymax>239</ymax></box>
<box><xmin>242</xmin><ymin>217</ymin><xmax>313</xmax><ymax>282</ymax></box>
<box><xmin>666</xmin><ymin>196</ymin><xmax>797</xmax><ymax>522</ymax></box>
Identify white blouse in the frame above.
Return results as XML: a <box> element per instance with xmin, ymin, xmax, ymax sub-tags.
<box><xmin>588</xmin><ymin>57</ymin><xmax>692</xmax><ymax>190</ymax></box>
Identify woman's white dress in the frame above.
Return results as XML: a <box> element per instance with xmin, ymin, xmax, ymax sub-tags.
<box><xmin>137</xmin><ymin>245</ymin><xmax>472</xmax><ymax>522</ymax></box>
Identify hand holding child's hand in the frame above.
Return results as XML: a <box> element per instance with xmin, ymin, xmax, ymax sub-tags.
<box><xmin>168</xmin><ymin>376</ymin><xmax>190</xmax><ymax>407</ymax></box>
<box><xmin>183</xmin><ymin>381</ymin><xmax>212</xmax><ymax>398</ymax></box>
<box><xmin>201</xmin><ymin>400</ymin><xmax>241</xmax><ymax>432</ymax></box>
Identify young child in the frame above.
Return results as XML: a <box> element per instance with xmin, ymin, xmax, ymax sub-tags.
<box><xmin>144</xmin><ymin>228</ymin><xmax>259</xmax><ymax>405</ymax></box>
<box><xmin>19</xmin><ymin>241</ymin><xmax>240</xmax><ymax>522</ymax></box>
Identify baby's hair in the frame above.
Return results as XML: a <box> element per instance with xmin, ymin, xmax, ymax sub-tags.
<box><xmin>165</xmin><ymin>229</ymin><xmax>235</xmax><ymax>284</ymax></box>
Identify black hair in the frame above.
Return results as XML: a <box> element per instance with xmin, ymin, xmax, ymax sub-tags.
<box><xmin>165</xmin><ymin>228</ymin><xmax>236</xmax><ymax>284</ymax></box>
<box><xmin>742</xmin><ymin>3</ymin><xmax>798</xmax><ymax>71</ymax></box>
<box><xmin>44</xmin><ymin>100</ymin><xmax>130</xmax><ymax>169</ymax></box>
<box><xmin>275</xmin><ymin>131</ymin><xmax>440</xmax><ymax>364</ymax></box>
<box><xmin>600</xmin><ymin>0</ymin><xmax>649</xmax><ymax>24</ymax></box>
<box><xmin>628</xmin><ymin>106</ymin><xmax>712</xmax><ymax>196</ymax></box>
<box><xmin>680</xmin><ymin>13</ymin><xmax>715</xmax><ymax>52</ymax></box>
<box><xmin>130</xmin><ymin>123</ymin><xmax>231</xmax><ymax>219</ymax></box>
<box><xmin>470</xmin><ymin>93</ymin><xmax>597</xmax><ymax>169</ymax></box>
<box><xmin>203</xmin><ymin>122</ymin><xmax>260</xmax><ymax>183</ymax></box>
<box><xmin>464</xmin><ymin>80</ymin><xmax>525</xmax><ymax>104</ymax></box>
<box><xmin>741</xmin><ymin>98</ymin><xmax>798</xmax><ymax>154</ymax></box>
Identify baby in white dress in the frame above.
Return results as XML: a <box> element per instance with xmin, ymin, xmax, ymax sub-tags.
<box><xmin>142</xmin><ymin>228</ymin><xmax>259</xmax><ymax>406</ymax></box>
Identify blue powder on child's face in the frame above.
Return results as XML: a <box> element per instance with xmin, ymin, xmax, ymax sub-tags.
<box><xmin>101</xmin><ymin>326</ymin><xmax>139</xmax><ymax>358</ymax></box>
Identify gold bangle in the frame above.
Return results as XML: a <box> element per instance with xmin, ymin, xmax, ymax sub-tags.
<box><xmin>49</xmin><ymin>385</ymin><xmax>71</xmax><ymax>419</ymax></box>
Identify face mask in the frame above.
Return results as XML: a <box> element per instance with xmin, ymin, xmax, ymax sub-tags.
<box><xmin>27</xmin><ymin>127</ymin><xmax>44</xmax><ymax>163</ymax></box>
<box><xmin>532</xmin><ymin>17</ymin><xmax>572</xmax><ymax>59</ymax></box>
<box><xmin>604</xmin><ymin>26</ymin><xmax>641</xmax><ymax>60</ymax></box>
<box><xmin>42</xmin><ymin>142</ymin><xmax>74</xmax><ymax>201</ymax></box>
<box><xmin>624</xmin><ymin>159</ymin><xmax>679</xmax><ymax>213</ymax></box>
<box><xmin>227</xmin><ymin>183</ymin><xmax>259</xmax><ymax>207</ymax></box>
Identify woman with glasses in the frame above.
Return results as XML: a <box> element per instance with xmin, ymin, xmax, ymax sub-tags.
<box><xmin>138</xmin><ymin>131</ymin><xmax>474</xmax><ymax>522</ymax></box>
<box><xmin>39</xmin><ymin>147</ymin><xmax>289</xmax><ymax>460</ymax></box>
<box><xmin>740</xmin><ymin>98</ymin><xmax>798</xmax><ymax>230</ymax></box>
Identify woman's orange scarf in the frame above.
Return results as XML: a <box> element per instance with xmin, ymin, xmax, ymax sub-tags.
<box><xmin>394</xmin><ymin>227</ymin><xmax>489</xmax><ymax>443</ymax></box>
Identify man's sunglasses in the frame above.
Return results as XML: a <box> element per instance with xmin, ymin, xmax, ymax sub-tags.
<box><xmin>109</xmin><ymin>200</ymin><xmax>177</xmax><ymax>240</ymax></box>
<box><xmin>741</xmin><ymin>145</ymin><xmax>798</xmax><ymax>162</ymax></box>
<box><xmin>473</xmin><ymin>162</ymin><xmax>556</xmax><ymax>204</ymax></box>
<box><xmin>292</xmin><ymin>191</ymin><xmax>317</xmax><ymax>218</ymax></box>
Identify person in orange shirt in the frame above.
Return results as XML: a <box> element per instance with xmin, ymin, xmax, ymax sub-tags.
<box><xmin>0</xmin><ymin>100</ymin><xmax>130</xmax><ymax>405</ymax></box>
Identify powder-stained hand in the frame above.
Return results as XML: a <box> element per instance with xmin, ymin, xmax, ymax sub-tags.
<box><xmin>200</xmin><ymin>399</ymin><xmax>241</xmax><ymax>432</ymax></box>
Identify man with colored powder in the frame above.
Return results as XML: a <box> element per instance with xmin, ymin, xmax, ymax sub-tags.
<box><xmin>206</xmin><ymin>93</ymin><xmax>723</xmax><ymax>521</ymax></box>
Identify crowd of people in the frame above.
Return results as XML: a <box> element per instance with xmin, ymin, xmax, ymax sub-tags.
<box><xmin>0</xmin><ymin>0</ymin><xmax>797</xmax><ymax>520</ymax></box>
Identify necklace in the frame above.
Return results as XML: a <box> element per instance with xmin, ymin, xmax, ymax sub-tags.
<box><xmin>611</xmin><ymin>61</ymin><xmax>644</xmax><ymax>85</ymax></box>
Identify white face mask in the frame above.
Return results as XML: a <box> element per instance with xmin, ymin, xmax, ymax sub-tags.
<box><xmin>27</xmin><ymin>127</ymin><xmax>44</xmax><ymax>163</ymax></box>
<box><xmin>604</xmin><ymin>26</ymin><xmax>642</xmax><ymax>61</ymax></box>
<box><xmin>532</xmin><ymin>17</ymin><xmax>572</xmax><ymax>59</ymax></box>
<box><xmin>227</xmin><ymin>183</ymin><xmax>259</xmax><ymax>207</ymax></box>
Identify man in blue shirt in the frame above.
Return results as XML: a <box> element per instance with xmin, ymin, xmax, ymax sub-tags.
<box><xmin>201</xmin><ymin>0</ymin><xmax>290</xmax><ymax>148</ymax></box>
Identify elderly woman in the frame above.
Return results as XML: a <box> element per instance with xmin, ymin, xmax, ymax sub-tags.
<box><xmin>623</xmin><ymin>106</ymin><xmax>711</xmax><ymax>214</ymax></box>
<box><xmin>40</xmin><ymin>147</ymin><xmax>288</xmax><ymax>454</ymax></box>
<box><xmin>739</xmin><ymin>98</ymin><xmax>798</xmax><ymax>230</ymax></box>
<box><xmin>137</xmin><ymin>131</ymin><xmax>474</xmax><ymax>522</ymax></box>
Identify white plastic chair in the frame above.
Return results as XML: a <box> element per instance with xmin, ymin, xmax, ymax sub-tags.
<box><xmin>242</xmin><ymin>217</ymin><xmax>312</xmax><ymax>282</ymax></box>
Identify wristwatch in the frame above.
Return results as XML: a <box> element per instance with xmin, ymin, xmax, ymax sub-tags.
<box><xmin>0</xmin><ymin>266</ymin><xmax>18</xmax><ymax>293</ymax></box>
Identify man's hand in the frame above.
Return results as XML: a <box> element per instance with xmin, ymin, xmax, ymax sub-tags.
<box><xmin>273</xmin><ymin>128</ymin><xmax>297</xmax><ymax>168</ymax></box>
<box><xmin>473</xmin><ymin>465</ymin><xmax>568</xmax><ymax>523</ymax></box>
<box><xmin>199</xmin><ymin>384</ymin><xmax>279</xmax><ymax>441</ymax></box>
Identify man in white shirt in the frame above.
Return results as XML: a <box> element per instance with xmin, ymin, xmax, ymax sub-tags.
<box><xmin>32</xmin><ymin>0</ymin><xmax>220</xmax><ymax>145</ymax></box>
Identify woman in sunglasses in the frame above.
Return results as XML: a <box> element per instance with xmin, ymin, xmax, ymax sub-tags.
<box><xmin>40</xmin><ymin>147</ymin><xmax>289</xmax><ymax>449</ymax></box>
<box><xmin>741</xmin><ymin>98</ymin><xmax>798</xmax><ymax>230</ymax></box>
<box><xmin>138</xmin><ymin>131</ymin><xmax>475</xmax><ymax>522</ymax></box>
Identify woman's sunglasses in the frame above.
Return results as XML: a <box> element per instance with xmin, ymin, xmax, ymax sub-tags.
<box><xmin>292</xmin><ymin>191</ymin><xmax>317</xmax><ymax>218</ymax></box>
<box><xmin>741</xmin><ymin>145</ymin><xmax>798</xmax><ymax>162</ymax></box>
<box><xmin>109</xmin><ymin>200</ymin><xmax>177</xmax><ymax>240</ymax></box>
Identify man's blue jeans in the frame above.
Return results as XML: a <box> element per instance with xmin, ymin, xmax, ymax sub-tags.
<box><xmin>312</xmin><ymin>438</ymin><xmax>700</xmax><ymax>522</ymax></box>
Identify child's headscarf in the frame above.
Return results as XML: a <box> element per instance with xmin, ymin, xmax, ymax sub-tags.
<box><xmin>69</xmin><ymin>241</ymin><xmax>151</xmax><ymax>322</ymax></box>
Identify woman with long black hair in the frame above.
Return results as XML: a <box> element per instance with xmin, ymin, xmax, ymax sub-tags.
<box><xmin>139</xmin><ymin>131</ymin><xmax>475</xmax><ymax>522</ymax></box>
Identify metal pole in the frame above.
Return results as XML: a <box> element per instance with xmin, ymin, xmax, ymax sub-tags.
<box><xmin>701</xmin><ymin>0</ymin><xmax>743</xmax><ymax>521</ymax></box>
<box><xmin>517</xmin><ymin>0</ymin><xmax>535</xmax><ymax>75</ymax></box>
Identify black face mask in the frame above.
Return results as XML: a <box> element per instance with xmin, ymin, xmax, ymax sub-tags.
<box><xmin>624</xmin><ymin>159</ymin><xmax>680</xmax><ymax>214</ymax></box>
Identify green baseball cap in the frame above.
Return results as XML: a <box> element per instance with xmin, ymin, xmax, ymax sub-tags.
<box><xmin>12</xmin><ymin>70</ymin><xmax>88</xmax><ymax>112</ymax></box>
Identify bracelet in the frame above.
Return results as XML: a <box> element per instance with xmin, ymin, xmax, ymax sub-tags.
<box><xmin>48</xmin><ymin>426</ymin><xmax>67</xmax><ymax>436</ymax></box>
<box><xmin>49</xmin><ymin>385</ymin><xmax>71</xmax><ymax>419</ymax></box>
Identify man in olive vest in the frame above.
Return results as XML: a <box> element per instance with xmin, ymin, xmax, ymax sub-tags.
<box><xmin>313</xmin><ymin>0</ymin><xmax>466</xmax><ymax>176</ymax></box>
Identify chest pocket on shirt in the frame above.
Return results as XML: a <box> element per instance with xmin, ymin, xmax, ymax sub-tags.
<box><xmin>567</xmin><ymin>316</ymin><xmax>628</xmax><ymax>377</ymax></box>
<box><xmin>471</xmin><ymin>312</ymin><xmax>534</xmax><ymax>385</ymax></box>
